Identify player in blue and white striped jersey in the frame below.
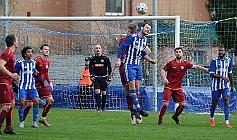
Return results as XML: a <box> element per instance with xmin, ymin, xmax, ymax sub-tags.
<box><xmin>208</xmin><ymin>46</ymin><xmax>234</xmax><ymax>128</ymax></box>
<box><xmin>116</xmin><ymin>22</ymin><xmax>157</xmax><ymax>120</ymax></box>
<box><xmin>14</xmin><ymin>46</ymin><xmax>39</xmax><ymax>128</ymax></box>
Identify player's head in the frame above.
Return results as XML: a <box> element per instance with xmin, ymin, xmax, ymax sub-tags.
<box><xmin>22</xmin><ymin>46</ymin><xmax>33</xmax><ymax>60</ymax></box>
<box><xmin>40</xmin><ymin>44</ymin><xmax>50</xmax><ymax>57</ymax></box>
<box><xmin>94</xmin><ymin>44</ymin><xmax>102</xmax><ymax>56</ymax></box>
<box><xmin>5</xmin><ymin>34</ymin><xmax>18</xmax><ymax>48</ymax></box>
<box><xmin>174</xmin><ymin>47</ymin><xmax>184</xmax><ymax>60</ymax></box>
<box><xmin>85</xmin><ymin>57</ymin><xmax>90</xmax><ymax>66</ymax></box>
<box><xmin>140</xmin><ymin>22</ymin><xmax>151</xmax><ymax>36</ymax></box>
<box><xmin>127</xmin><ymin>23</ymin><xmax>138</xmax><ymax>35</ymax></box>
<box><xmin>218</xmin><ymin>46</ymin><xmax>226</xmax><ymax>58</ymax></box>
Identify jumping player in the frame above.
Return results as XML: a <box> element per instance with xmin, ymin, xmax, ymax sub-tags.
<box><xmin>115</xmin><ymin>22</ymin><xmax>156</xmax><ymax>120</ymax></box>
<box><xmin>110</xmin><ymin>23</ymin><xmax>151</xmax><ymax>125</ymax></box>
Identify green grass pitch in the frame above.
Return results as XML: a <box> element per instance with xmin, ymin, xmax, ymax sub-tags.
<box><xmin>1</xmin><ymin>108</ymin><xmax>237</xmax><ymax>139</ymax></box>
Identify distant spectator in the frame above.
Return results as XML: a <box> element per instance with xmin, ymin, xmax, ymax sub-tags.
<box><xmin>77</xmin><ymin>57</ymin><xmax>93</xmax><ymax>109</ymax></box>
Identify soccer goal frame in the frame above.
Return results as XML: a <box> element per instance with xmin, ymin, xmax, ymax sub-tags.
<box><xmin>0</xmin><ymin>16</ymin><xmax>180</xmax><ymax>111</ymax></box>
<box><xmin>0</xmin><ymin>15</ymin><xmax>180</xmax><ymax>47</ymax></box>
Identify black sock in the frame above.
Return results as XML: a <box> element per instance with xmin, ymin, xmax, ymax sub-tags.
<box><xmin>95</xmin><ymin>94</ymin><xmax>101</xmax><ymax>109</ymax></box>
<box><xmin>102</xmin><ymin>95</ymin><xmax>107</xmax><ymax>109</ymax></box>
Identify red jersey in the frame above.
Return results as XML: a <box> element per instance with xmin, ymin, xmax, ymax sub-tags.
<box><xmin>119</xmin><ymin>37</ymin><xmax>126</xmax><ymax>61</ymax></box>
<box><xmin>34</xmin><ymin>56</ymin><xmax>51</xmax><ymax>87</ymax></box>
<box><xmin>0</xmin><ymin>47</ymin><xmax>15</xmax><ymax>84</ymax></box>
<box><xmin>163</xmin><ymin>59</ymin><xmax>193</xmax><ymax>89</ymax></box>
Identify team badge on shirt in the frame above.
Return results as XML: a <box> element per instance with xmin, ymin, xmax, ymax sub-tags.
<box><xmin>46</xmin><ymin>65</ymin><xmax>48</xmax><ymax>69</ymax></box>
<box><xmin>101</xmin><ymin>59</ymin><xmax>104</xmax><ymax>63</ymax></box>
<box><xmin>181</xmin><ymin>66</ymin><xmax>184</xmax><ymax>69</ymax></box>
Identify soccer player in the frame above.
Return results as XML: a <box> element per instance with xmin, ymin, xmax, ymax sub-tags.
<box><xmin>0</xmin><ymin>34</ymin><xmax>19</xmax><ymax>135</ymax></box>
<box><xmin>24</xmin><ymin>44</ymin><xmax>54</xmax><ymax>127</ymax></box>
<box><xmin>208</xmin><ymin>46</ymin><xmax>234</xmax><ymax>128</ymax></box>
<box><xmin>110</xmin><ymin>23</ymin><xmax>151</xmax><ymax>125</ymax></box>
<box><xmin>89</xmin><ymin>44</ymin><xmax>112</xmax><ymax>112</ymax></box>
<box><xmin>158</xmin><ymin>47</ymin><xmax>208</xmax><ymax>125</ymax></box>
<box><xmin>14</xmin><ymin>46</ymin><xmax>40</xmax><ymax>128</ymax></box>
<box><xmin>115</xmin><ymin>22</ymin><xmax>157</xmax><ymax>119</ymax></box>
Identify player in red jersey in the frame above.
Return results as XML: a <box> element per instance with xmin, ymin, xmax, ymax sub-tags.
<box><xmin>158</xmin><ymin>47</ymin><xmax>208</xmax><ymax>125</ymax></box>
<box><xmin>24</xmin><ymin>44</ymin><xmax>54</xmax><ymax>127</ymax></box>
<box><xmin>0</xmin><ymin>34</ymin><xmax>19</xmax><ymax>135</ymax></box>
<box><xmin>110</xmin><ymin>23</ymin><xmax>151</xmax><ymax>125</ymax></box>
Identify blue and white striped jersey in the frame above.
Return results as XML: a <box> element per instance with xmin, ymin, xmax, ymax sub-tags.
<box><xmin>209</xmin><ymin>56</ymin><xmax>232</xmax><ymax>91</ymax></box>
<box><xmin>14</xmin><ymin>59</ymin><xmax>36</xmax><ymax>90</ymax></box>
<box><xmin>117</xmin><ymin>33</ymin><xmax>147</xmax><ymax>65</ymax></box>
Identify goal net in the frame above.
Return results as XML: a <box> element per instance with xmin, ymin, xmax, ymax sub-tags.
<box><xmin>0</xmin><ymin>16</ymin><xmax>235</xmax><ymax>113</ymax></box>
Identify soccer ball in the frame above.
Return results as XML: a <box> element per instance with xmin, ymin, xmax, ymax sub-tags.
<box><xmin>136</xmin><ymin>3</ymin><xmax>148</xmax><ymax>15</ymax></box>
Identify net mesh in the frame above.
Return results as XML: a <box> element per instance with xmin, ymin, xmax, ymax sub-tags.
<box><xmin>0</xmin><ymin>0</ymin><xmax>236</xmax><ymax>112</ymax></box>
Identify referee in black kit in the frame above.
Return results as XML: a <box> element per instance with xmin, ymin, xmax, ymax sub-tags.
<box><xmin>89</xmin><ymin>44</ymin><xmax>112</xmax><ymax>112</ymax></box>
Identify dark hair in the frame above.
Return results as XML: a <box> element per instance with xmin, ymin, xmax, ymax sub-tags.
<box><xmin>5</xmin><ymin>34</ymin><xmax>16</xmax><ymax>47</ymax></box>
<box><xmin>141</xmin><ymin>22</ymin><xmax>151</xmax><ymax>27</ymax></box>
<box><xmin>174</xmin><ymin>47</ymin><xmax>183</xmax><ymax>52</ymax></box>
<box><xmin>21</xmin><ymin>46</ymin><xmax>33</xmax><ymax>58</ymax></box>
<box><xmin>40</xmin><ymin>44</ymin><xmax>49</xmax><ymax>50</ymax></box>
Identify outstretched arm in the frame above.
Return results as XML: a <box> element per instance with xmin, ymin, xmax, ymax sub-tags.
<box><xmin>193</xmin><ymin>65</ymin><xmax>208</xmax><ymax>72</ymax></box>
<box><xmin>143</xmin><ymin>55</ymin><xmax>157</xmax><ymax>64</ymax></box>
<box><xmin>110</xmin><ymin>64</ymin><xmax>118</xmax><ymax>78</ymax></box>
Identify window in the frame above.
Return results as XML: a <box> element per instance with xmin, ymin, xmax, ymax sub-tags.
<box><xmin>106</xmin><ymin>0</ymin><xmax>124</xmax><ymax>16</ymax></box>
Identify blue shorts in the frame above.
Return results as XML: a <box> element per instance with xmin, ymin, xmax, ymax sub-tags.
<box><xmin>211</xmin><ymin>88</ymin><xmax>230</xmax><ymax>100</ymax></box>
<box><xmin>19</xmin><ymin>89</ymin><xmax>39</xmax><ymax>100</ymax></box>
<box><xmin>124</xmin><ymin>65</ymin><xmax>142</xmax><ymax>82</ymax></box>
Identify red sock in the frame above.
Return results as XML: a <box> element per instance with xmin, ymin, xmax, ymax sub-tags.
<box><xmin>5</xmin><ymin>108</ymin><xmax>13</xmax><ymax>130</ymax></box>
<box><xmin>0</xmin><ymin>110</ymin><xmax>8</xmax><ymax>129</ymax></box>
<box><xmin>174</xmin><ymin>106</ymin><xmax>184</xmax><ymax>117</ymax></box>
<box><xmin>42</xmin><ymin>103</ymin><xmax>52</xmax><ymax>117</ymax></box>
<box><xmin>158</xmin><ymin>104</ymin><xmax>167</xmax><ymax>122</ymax></box>
<box><xmin>137</xmin><ymin>92</ymin><xmax>140</xmax><ymax>103</ymax></box>
<box><xmin>126</xmin><ymin>96</ymin><xmax>133</xmax><ymax>111</ymax></box>
<box><xmin>24</xmin><ymin>106</ymin><xmax>31</xmax><ymax>121</ymax></box>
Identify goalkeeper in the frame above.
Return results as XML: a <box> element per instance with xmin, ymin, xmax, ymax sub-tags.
<box><xmin>89</xmin><ymin>45</ymin><xmax>112</xmax><ymax>112</ymax></box>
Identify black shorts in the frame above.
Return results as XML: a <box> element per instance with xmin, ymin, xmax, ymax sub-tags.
<box><xmin>93</xmin><ymin>77</ymin><xmax>107</xmax><ymax>91</ymax></box>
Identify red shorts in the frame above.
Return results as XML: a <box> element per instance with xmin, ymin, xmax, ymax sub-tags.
<box><xmin>0</xmin><ymin>84</ymin><xmax>14</xmax><ymax>105</ymax></box>
<box><xmin>36</xmin><ymin>86</ymin><xmax>52</xmax><ymax>99</ymax></box>
<box><xmin>119</xmin><ymin>65</ymin><xmax>128</xmax><ymax>86</ymax></box>
<box><xmin>162</xmin><ymin>87</ymin><xmax>185</xmax><ymax>103</ymax></box>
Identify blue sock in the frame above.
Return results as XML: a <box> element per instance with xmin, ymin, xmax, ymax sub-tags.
<box><xmin>33</xmin><ymin>107</ymin><xmax>39</xmax><ymax>122</ymax></box>
<box><xmin>18</xmin><ymin>108</ymin><xmax>24</xmax><ymax>122</ymax></box>
<box><xmin>210</xmin><ymin>106</ymin><xmax>215</xmax><ymax>118</ymax></box>
<box><xmin>129</xmin><ymin>90</ymin><xmax>141</xmax><ymax>111</ymax></box>
<box><xmin>224</xmin><ymin>106</ymin><xmax>229</xmax><ymax>120</ymax></box>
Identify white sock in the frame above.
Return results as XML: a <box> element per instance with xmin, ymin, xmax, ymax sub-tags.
<box><xmin>225</xmin><ymin>120</ymin><xmax>229</xmax><ymax>124</ymax></box>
